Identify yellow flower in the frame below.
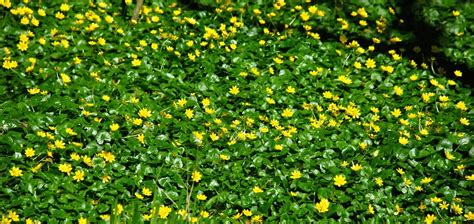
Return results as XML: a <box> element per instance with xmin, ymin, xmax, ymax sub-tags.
<box><xmin>97</xmin><ymin>37</ymin><xmax>106</xmax><ymax>46</ymax></box>
<box><xmin>322</xmin><ymin>91</ymin><xmax>333</xmax><ymax>99</ymax></box>
<box><xmin>197</xmin><ymin>193</ymin><xmax>207</xmax><ymax>200</ymax></box>
<box><xmin>185</xmin><ymin>109</ymin><xmax>194</xmax><ymax>119</ymax></box>
<box><xmin>394</xmin><ymin>86</ymin><xmax>403</xmax><ymax>96</ymax></box>
<box><xmin>38</xmin><ymin>9</ymin><xmax>46</xmax><ymax>16</ymax></box>
<box><xmin>138</xmin><ymin>108</ymin><xmax>152</xmax><ymax>118</ymax></box>
<box><xmin>465</xmin><ymin>211</ymin><xmax>474</xmax><ymax>221</ymax></box>
<box><xmin>445</xmin><ymin>151</ymin><xmax>455</xmax><ymax>160</ymax></box>
<box><xmin>209</xmin><ymin>132</ymin><xmax>219</xmax><ymax>141</ymax></box>
<box><xmin>273</xmin><ymin>57</ymin><xmax>283</xmax><ymax>64</ymax></box>
<box><xmin>333</xmin><ymin>174</ymin><xmax>347</xmax><ymax>187</ymax></box>
<box><xmin>266</xmin><ymin>98</ymin><xmax>276</xmax><ymax>104</ymax></box>
<box><xmin>274</xmin><ymin>144</ymin><xmax>283</xmax><ymax>151</ymax></box>
<box><xmin>253</xmin><ymin>186</ymin><xmax>263</xmax><ymax>193</ymax></box>
<box><xmin>132</xmin><ymin>58</ymin><xmax>141</xmax><ymax>67</ymax></box>
<box><xmin>281</xmin><ymin>108</ymin><xmax>294</xmax><ymax>118</ymax></box>
<box><xmin>25</xmin><ymin>147</ymin><xmax>35</xmax><ymax>157</ymax></box>
<box><xmin>102</xmin><ymin>175</ymin><xmax>111</xmax><ymax>183</ymax></box>
<box><xmin>100</xmin><ymin>95</ymin><xmax>110</xmax><ymax>102</ymax></box>
<box><xmin>158</xmin><ymin>205</ymin><xmax>172</xmax><ymax>219</ymax></box>
<box><xmin>315</xmin><ymin>198</ymin><xmax>330</xmax><ymax>213</ymax></box>
<box><xmin>219</xmin><ymin>154</ymin><xmax>230</xmax><ymax>160</ymax></box>
<box><xmin>177</xmin><ymin>209</ymin><xmax>188</xmax><ymax>217</ymax></box>
<box><xmin>202</xmin><ymin>98</ymin><xmax>211</xmax><ymax>107</ymax></box>
<box><xmin>359</xmin><ymin>142</ymin><xmax>367</xmax><ymax>150</ymax></box>
<box><xmin>101</xmin><ymin>151</ymin><xmax>115</xmax><ymax>163</ymax></box>
<box><xmin>176</xmin><ymin>98</ymin><xmax>187</xmax><ymax>107</ymax></box>
<box><xmin>455</xmin><ymin>101</ymin><xmax>467</xmax><ymax>111</ymax></box>
<box><xmin>110</xmin><ymin>123</ymin><xmax>120</xmax><ymax>131</ymax></box>
<box><xmin>351</xmin><ymin>163</ymin><xmax>362</xmax><ymax>171</ymax></box>
<box><xmin>10</xmin><ymin>166</ymin><xmax>23</xmax><ymax>177</ymax></box>
<box><xmin>243</xmin><ymin>209</ymin><xmax>252</xmax><ymax>217</ymax></box>
<box><xmin>229</xmin><ymin>86</ymin><xmax>240</xmax><ymax>95</ymax></box>
<box><xmin>399</xmin><ymin>137</ymin><xmax>409</xmax><ymax>145</ymax></box>
<box><xmin>451</xmin><ymin>203</ymin><xmax>463</xmax><ymax>215</ymax></box>
<box><xmin>430</xmin><ymin>197</ymin><xmax>442</xmax><ymax>203</ymax></box>
<box><xmin>116</xmin><ymin>204</ymin><xmax>124</xmax><ymax>215</ymax></box>
<box><xmin>17</xmin><ymin>41</ymin><xmax>28</xmax><ymax>51</ymax></box>
<box><xmin>392</xmin><ymin>54</ymin><xmax>401</xmax><ymax>61</ymax></box>
<box><xmin>368</xmin><ymin>204</ymin><xmax>375</xmax><ymax>214</ymax></box>
<box><xmin>338</xmin><ymin>75</ymin><xmax>352</xmax><ymax>85</ymax></box>
<box><xmin>466</xmin><ymin>174</ymin><xmax>474</xmax><ymax>180</ymax></box>
<box><xmin>66</xmin><ymin>128</ymin><xmax>77</xmax><ymax>136</ymax></box>
<box><xmin>357</xmin><ymin>7</ymin><xmax>368</xmax><ymax>17</ymax></box>
<box><xmin>391</xmin><ymin>108</ymin><xmax>402</xmax><ymax>117</ymax></box>
<box><xmin>420</xmin><ymin>129</ymin><xmax>429</xmax><ymax>136</ymax></box>
<box><xmin>73</xmin><ymin>170</ymin><xmax>85</xmax><ymax>182</ymax></box>
<box><xmin>452</xmin><ymin>10</ymin><xmax>460</xmax><ymax>17</ymax></box>
<box><xmin>135</xmin><ymin>192</ymin><xmax>144</xmax><ymax>199</ymax></box>
<box><xmin>455</xmin><ymin>164</ymin><xmax>465</xmax><ymax>171</ymax></box>
<box><xmin>78</xmin><ymin>217</ymin><xmax>87</xmax><ymax>224</ymax></box>
<box><xmin>192</xmin><ymin>171</ymin><xmax>202</xmax><ymax>182</ymax></box>
<box><xmin>340</xmin><ymin>161</ymin><xmax>349</xmax><ymax>167</ymax></box>
<box><xmin>61</xmin><ymin>73</ymin><xmax>71</xmax><ymax>84</ymax></box>
<box><xmin>28</xmin><ymin>87</ymin><xmax>41</xmax><ymax>95</ymax></box>
<box><xmin>7</xmin><ymin>210</ymin><xmax>19</xmax><ymax>221</ymax></box>
<box><xmin>353</xmin><ymin>61</ymin><xmax>362</xmax><ymax>69</ymax></box>
<box><xmin>374</xmin><ymin>177</ymin><xmax>383</xmax><ymax>186</ymax></box>
<box><xmin>55</xmin><ymin>140</ymin><xmax>66</xmax><ymax>149</ymax></box>
<box><xmin>251</xmin><ymin>215</ymin><xmax>262</xmax><ymax>222</ymax></box>
<box><xmin>454</xmin><ymin>70</ymin><xmax>462</xmax><ymax>77</ymax></box>
<box><xmin>290</xmin><ymin>170</ymin><xmax>302</xmax><ymax>179</ymax></box>
<box><xmin>439</xmin><ymin>95</ymin><xmax>449</xmax><ymax>102</ymax></box>
<box><xmin>300</xmin><ymin>12</ymin><xmax>310</xmax><ymax>21</ymax></box>
<box><xmin>60</xmin><ymin>3</ymin><xmax>70</xmax><ymax>11</ymax></box>
<box><xmin>142</xmin><ymin>187</ymin><xmax>152</xmax><ymax>196</ymax></box>
<box><xmin>424</xmin><ymin>214</ymin><xmax>436</xmax><ymax>224</ymax></box>
<box><xmin>403</xmin><ymin>178</ymin><xmax>412</xmax><ymax>186</ymax></box>
<box><xmin>365</xmin><ymin>58</ymin><xmax>376</xmax><ymax>68</ymax></box>
<box><xmin>130</xmin><ymin>97</ymin><xmax>139</xmax><ymax>104</ymax></box>
<box><xmin>143</xmin><ymin>213</ymin><xmax>152</xmax><ymax>221</ymax></box>
<box><xmin>460</xmin><ymin>118</ymin><xmax>470</xmax><ymax>126</ymax></box>
<box><xmin>439</xmin><ymin>201</ymin><xmax>449</xmax><ymax>210</ymax></box>
<box><xmin>420</xmin><ymin>177</ymin><xmax>432</xmax><ymax>184</ymax></box>
<box><xmin>137</xmin><ymin>134</ymin><xmax>145</xmax><ymax>144</ymax></box>
<box><xmin>308</xmin><ymin>5</ymin><xmax>318</xmax><ymax>14</ymax></box>
<box><xmin>133</xmin><ymin>118</ymin><xmax>143</xmax><ymax>126</ymax></box>
<box><xmin>286</xmin><ymin>86</ymin><xmax>296</xmax><ymax>94</ymax></box>
<box><xmin>193</xmin><ymin>131</ymin><xmax>204</xmax><ymax>142</ymax></box>
<box><xmin>200</xmin><ymin>210</ymin><xmax>209</xmax><ymax>218</ymax></box>
<box><xmin>59</xmin><ymin>163</ymin><xmax>73</xmax><ymax>175</ymax></box>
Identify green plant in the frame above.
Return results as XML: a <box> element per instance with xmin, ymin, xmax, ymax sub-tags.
<box><xmin>0</xmin><ymin>0</ymin><xmax>472</xmax><ymax>223</ymax></box>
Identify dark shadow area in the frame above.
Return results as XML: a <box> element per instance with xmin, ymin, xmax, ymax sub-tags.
<box><xmin>396</xmin><ymin>0</ymin><xmax>474</xmax><ymax>88</ymax></box>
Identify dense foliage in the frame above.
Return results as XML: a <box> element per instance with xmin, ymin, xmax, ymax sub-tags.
<box><xmin>413</xmin><ymin>0</ymin><xmax>474</xmax><ymax>69</ymax></box>
<box><xmin>0</xmin><ymin>0</ymin><xmax>473</xmax><ymax>223</ymax></box>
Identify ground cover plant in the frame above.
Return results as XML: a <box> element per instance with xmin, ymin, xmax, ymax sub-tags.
<box><xmin>411</xmin><ymin>0</ymin><xmax>474</xmax><ymax>69</ymax></box>
<box><xmin>0</xmin><ymin>0</ymin><xmax>473</xmax><ymax>223</ymax></box>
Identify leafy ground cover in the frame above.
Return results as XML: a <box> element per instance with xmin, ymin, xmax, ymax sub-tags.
<box><xmin>412</xmin><ymin>0</ymin><xmax>474</xmax><ymax>69</ymax></box>
<box><xmin>0</xmin><ymin>0</ymin><xmax>473</xmax><ymax>223</ymax></box>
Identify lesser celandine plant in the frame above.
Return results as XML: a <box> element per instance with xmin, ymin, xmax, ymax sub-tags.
<box><xmin>0</xmin><ymin>0</ymin><xmax>473</xmax><ymax>223</ymax></box>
